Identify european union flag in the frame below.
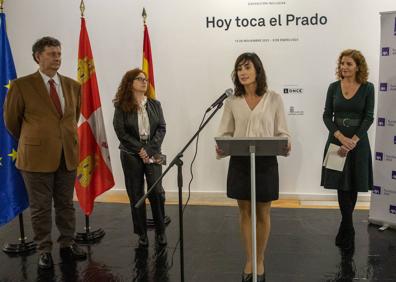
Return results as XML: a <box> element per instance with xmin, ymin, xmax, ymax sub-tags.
<box><xmin>0</xmin><ymin>12</ymin><xmax>29</xmax><ymax>226</ymax></box>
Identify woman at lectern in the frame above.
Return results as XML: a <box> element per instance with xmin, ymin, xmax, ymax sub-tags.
<box><xmin>216</xmin><ymin>52</ymin><xmax>291</xmax><ymax>282</ymax></box>
<box><xmin>113</xmin><ymin>68</ymin><xmax>167</xmax><ymax>247</ymax></box>
<box><xmin>321</xmin><ymin>49</ymin><xmax>374</xmax><ymax>251</ymax></box>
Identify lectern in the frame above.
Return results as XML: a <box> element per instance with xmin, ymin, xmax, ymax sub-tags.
<box><xmin>215</xmin><ymin>137</ymin><xmax>288</xmax><ymax>282</ymax></box>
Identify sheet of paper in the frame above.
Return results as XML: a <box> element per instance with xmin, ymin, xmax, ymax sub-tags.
<box><xmin>323</xmin><ymin>143</ymin><xmax>346</xmax><ymax>172</ymax></box>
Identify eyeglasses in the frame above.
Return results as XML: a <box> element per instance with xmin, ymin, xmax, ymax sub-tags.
<box><xmin>134</xmin><ymin>77</ymin><xmax>148</xmax><ymax>82</ymax></box>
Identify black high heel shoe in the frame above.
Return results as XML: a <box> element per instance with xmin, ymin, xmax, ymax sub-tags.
<box><xmin>257</xmin><ymin>273</ymin><xmax>266</xmax><ymax>282</ymax></box>
<box><xmin>241</xmin><ymin>272</ymin><xmax>253</xmax><ymax>282</ymax></box>
<box><xmin>138</xmin><ymin>233</ymin><xmax>148</xmax><ymax>247</ymax></box>
<box><xmin>155</xmin><ymin>232</ymin><xmax>167</xmax><ymax>246</ymax></box>
<box><xmin>341</xmin><ymin>227</ymin><xmax>355</xmax><ymax>251</ymax></box>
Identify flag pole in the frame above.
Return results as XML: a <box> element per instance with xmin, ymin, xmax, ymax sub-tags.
<box><xmin>142</xmin><ymin>7</ymin><xmax>147</xmax><ymax>24</ymax></box>
<box><xmin>1</xmin><ymin>0</ymin><xmax>36</xmax><ymax>256</ymax></box>
<box><xmin>141</xmin><ymin>7</ymin><xmax>171</xmax><ymax>230</ymax></box>
<box><xmin>74</xmin><ymin>0</ymin><xmax>105</xmax><ymax>244</ymax></box>
<box><xmin>80</xmin><ymin>0</ymin><xmax>85</xmax><ymax>17</ymax></box>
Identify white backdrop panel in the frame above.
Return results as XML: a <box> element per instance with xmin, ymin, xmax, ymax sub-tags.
<box><xmin>369</xmin><ymin>11</ymin><xmax>396</xmax><ymax>227</ymax></box>
<box><xmin>5</xmin><ymin>0</ymin><xmax>396</xmax><ymax>197</ymax></box>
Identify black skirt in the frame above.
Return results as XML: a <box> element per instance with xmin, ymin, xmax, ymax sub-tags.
<box><xmin>227</xmin><ymin>156</ymin><xmax>279</xmax><ymax>202</ymax></box>
<box><xmin>321</xmin><ymin>133</ymin><xmax>373</xmax><ymax>192</ymax></box>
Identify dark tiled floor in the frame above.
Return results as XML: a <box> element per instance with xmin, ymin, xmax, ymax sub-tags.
<box><xmin>0</xmin><ymin>203</ymin><xmax>395</xmax><ymax>281</ymax></box>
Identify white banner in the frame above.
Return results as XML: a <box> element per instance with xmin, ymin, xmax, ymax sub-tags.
<box><xmin>6</xmin><ymin>0</ymin><xmax>396</xmax><ymax>199</ymax></box>
<box><xmin>369</xmin><ymin>11</ymin><xmax>396</xmax><ymax>229</ymax></box>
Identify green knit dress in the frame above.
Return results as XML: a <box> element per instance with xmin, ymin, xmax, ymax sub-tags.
<box><xmin>321</xmin><ymin>80</ymin><xmax>375</xmax><ymax>192</ymax></box>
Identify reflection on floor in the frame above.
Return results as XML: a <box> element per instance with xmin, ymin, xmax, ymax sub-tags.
<box><xmin>0</xmin><ymin>203</ymin><xmax>395</xmax><ymax>281</ymax></box>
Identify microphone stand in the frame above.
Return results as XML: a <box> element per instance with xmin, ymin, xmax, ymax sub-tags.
<box><xmin>135</xmin><ymin>101</ymin><xmax>225</xmax><ymax>282</ymax></box>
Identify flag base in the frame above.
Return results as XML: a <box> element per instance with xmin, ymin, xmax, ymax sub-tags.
<box><xmin>75</xmin><ymin>228</ymin><xmax>105</xmax><ymax>244</ymax></box>
<box><xmin>2</xmin><ymin>214</ymin><xmax>36</xmax><ymax>255</ymax></box>
<box><xmin>2</xmin><ymin>240</ymin><xmax>36</xmax><ymax>255</ymax></box>
<box><xmin>147</xmin><ymin>215</ymin><xmax>171</xmax><ymax>229</ymax></box>
<box><xmin>75</xmin><ymin>215</ymin><xmax>105</xmax><ymax>244</ymax></box>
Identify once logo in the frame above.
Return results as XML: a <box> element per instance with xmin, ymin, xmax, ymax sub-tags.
<box><xmin>380</xmin><ymin>83</ymin><xmax>388</xmax><ymax>92</ymax></box>
<box><xmin>376</xmin><ymin>152</ymin><xmax>383</xmax><ymax>161</ymax></box>
<box><xmin>389</xmin><ymin>205</ymin><xmax>396</xmax><ymax>215</ymax></box>
<box><xmin>373</xmin><ymin>186</ymin><xmax>381</xmax><ymax>195</ymax></box>
<box><xmin>378</xmin><ymin>117</ymin><xmax>386</xmax><ymax>126</ymax></box>
<box><xmin>283</xmin><ymin>88</ymin><xmax>303</xmax><ymax>94</ymax></box>
<box><xmin>382</xmin><ymin>47</ymin><xmax>390</xmax><ymax>56</ymax></box>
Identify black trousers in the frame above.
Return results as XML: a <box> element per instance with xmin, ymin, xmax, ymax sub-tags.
<box><xmin>120</xmin><ymin>151</ymin><xmax>165</xmax><ymax>235</ymax></box>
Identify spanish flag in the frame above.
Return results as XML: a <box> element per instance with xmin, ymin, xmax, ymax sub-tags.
<box><xmin>75</xmin><ymin>17</ymin><xmax>115</xmax><ymax>215</ymax></box>
<box><xmin>142</xmin><ymin>22</ymin><xmax>156</xmax><ymax>99</ymax></box>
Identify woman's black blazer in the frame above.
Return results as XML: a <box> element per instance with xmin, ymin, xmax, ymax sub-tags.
<box><xmin>113</xmin><ymin>98</ymin><xmax>166</xmax><ymax>157</ymax></box>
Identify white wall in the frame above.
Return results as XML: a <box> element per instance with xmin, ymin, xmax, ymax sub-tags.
<box><xmin>5</xmin><ymin>0</ymin><xmax>396</xmax><ymax>199</ymax></box>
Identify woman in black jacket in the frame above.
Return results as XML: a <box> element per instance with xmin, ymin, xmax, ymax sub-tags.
<box><xmin>113</xmin><ymin>68</ymin><xmax>167</xmax><ymax>247</ymax></box>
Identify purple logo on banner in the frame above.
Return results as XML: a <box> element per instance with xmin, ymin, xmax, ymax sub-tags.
<box><xmin>392</xmin><ymin>171</ymin><xmax>396</xmax><ymax>179</ymax></box>
<box><xmin>382</xmin><ymin>47</ymin><xmax>390</xmax><ymax>56</ymax></box>
<box><xmin>380</xmin><ymin>83</ymin><xmax>388</xmax><ymax>91</ymax></box>
<box><xmin>378</xmin><ymin>117</ymin><xmax>386</xmax><ymax>126</ymax></box>
<box><xmin>376</xmin><ymin>152</ymin><xmax>383</xmax><ymax>161</ymax></box>
<box><xmin>394</xmin><ymin>136</ymin><xmax>396</xmax><ymax>144</ymax></box>
<box><xmin>394</xmin><ymin>17</ymin><xmax>396</xmax><ymax>35</ymax></box>
<box><xmin>390</xmin><ymin>205</ymin><xmax>396</xmax><ymax>214</ymax></box>
<box><xmin>373</xmin><ymin>186</ymin><xmax>381</xmax><ymax>195</ymax></box>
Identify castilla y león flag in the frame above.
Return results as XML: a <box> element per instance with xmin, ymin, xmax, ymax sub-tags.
<box><xmin>75</xmin><ymin>18</ymin><xmax>114</xmax><ymax>215</ymax></box>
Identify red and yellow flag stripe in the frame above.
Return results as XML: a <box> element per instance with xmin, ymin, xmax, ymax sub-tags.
<box><xmin>142</xmin><ymin>23</ymin><xmax>155</xmax><ymax>99</ymax></box>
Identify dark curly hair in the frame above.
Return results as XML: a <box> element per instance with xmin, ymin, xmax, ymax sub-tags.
<box><xmin>113</xmin><ymin>68</ymin><xmax>148</xmax><ymax>112</ymax></box>
<box><xmin>336</xmin><ymin>49</ymin><xmax>369</xmax><ymax>84</ymax></box>
<box><xmin>232</xmin><ymin>52</ymin><xmax>268</xmax><ymax>97</ymax></box>
<box><xmin>32</xmin><ymin>36</ymin><xmax>61</xmax><ymax>63</ymax></box>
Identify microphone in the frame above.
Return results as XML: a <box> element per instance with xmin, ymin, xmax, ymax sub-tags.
<box><xmin>205</xmin><ymin>88</ymin><xmax>234</xmax><ymax>113</ymax></box>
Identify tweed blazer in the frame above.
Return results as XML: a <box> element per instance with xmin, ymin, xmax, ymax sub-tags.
<box><xmin>4</xmin><ymin>71</ymin><xmax>81</xmax><ymax>172</ymax></box>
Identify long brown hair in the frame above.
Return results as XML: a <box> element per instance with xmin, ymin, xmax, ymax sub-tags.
<box><xmin>113</xmin><ymin>68</ymin><xmax>148</xmax><ymax>112</ymax></box>
<box><xmin>232</xmin><ymin>52</ymin><xmax>268</xmax><ymax>97</ymax></box>
<box><xmin>336</xmin><ymin>49</ymin><xmax>369</xmax><ymax>84</ymax></box>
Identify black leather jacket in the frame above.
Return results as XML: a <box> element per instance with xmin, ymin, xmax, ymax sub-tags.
<box><xmin>113</xmin><ymin>99</ymin><xmax>166</xmax><ymax>157</ymax></box>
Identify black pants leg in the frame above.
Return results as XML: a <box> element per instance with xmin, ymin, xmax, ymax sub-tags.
<box><xmin>121</xmin><ymin>151</ymin><xmax>165</xmax><ymax>235</ymax></box>
<box><xmin>337</xmin><ymin>190</ymin><xmax>358</xmax><ymax>230</ymax></box>
<box><xmin>145</xmin><ymin>164</ymin><xmax>165</xmax><ymax>233</ymax></box>
<box><xmin>121</xmin><ymin>152</ymin><xmax>147</xmax><ymax>235</ymax></box>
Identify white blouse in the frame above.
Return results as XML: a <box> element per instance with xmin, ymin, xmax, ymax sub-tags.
<box><xmin>217</xmin><ymin>90</ymin><xmax>290</xmax><ymax>139</ymax></box>
<box><xmin>138</xmin><ymin>97</ymin><xmax>150</xmax><ymax>141</ymax></box>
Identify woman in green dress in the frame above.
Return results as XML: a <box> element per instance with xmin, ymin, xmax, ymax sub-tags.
<box><xmin>321</xmin><ymin>49</ymin><xmax>374</xmax><ymax>251</ymax></box>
